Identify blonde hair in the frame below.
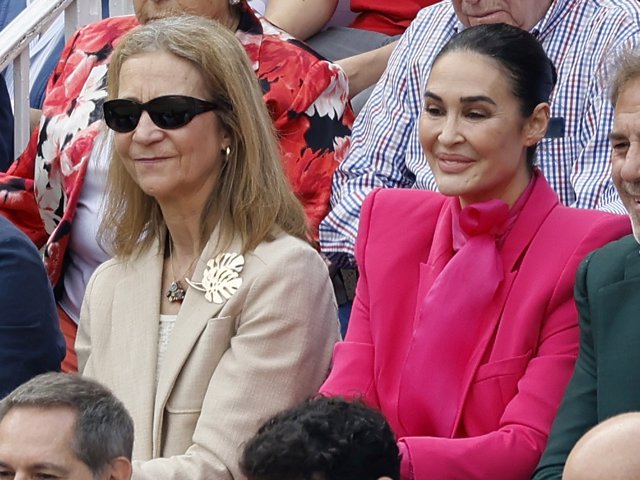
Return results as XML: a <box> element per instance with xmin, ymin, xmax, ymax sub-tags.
<box><xmin>100</xmin><ymin>15</ymin><xmax>308</xmax><ymax>258</ymax></box>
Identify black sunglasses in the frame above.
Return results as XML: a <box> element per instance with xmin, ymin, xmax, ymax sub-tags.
<box><xmin>103</xmin><ymin>95</ymin><xmax>221</xmax><ymax>133</ymax></box>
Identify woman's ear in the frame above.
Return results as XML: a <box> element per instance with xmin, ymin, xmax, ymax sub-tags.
<box><xmin>523</xmin><ymin>103</ymin><xmax>551</xmax><ymax>147</ymax></box>
<box><xmin>222</xmin><ymin>127</ymin><xmax>233</xmax><ymax>153</ymax></box>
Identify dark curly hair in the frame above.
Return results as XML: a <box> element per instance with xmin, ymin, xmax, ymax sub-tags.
<box><xmin>239</xmin><ymin>397</ymin><xmax>401</xmax><ymax>480</ymax></box>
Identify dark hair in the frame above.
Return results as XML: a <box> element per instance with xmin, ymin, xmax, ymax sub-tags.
<box><xmin>433</xmin><ymin>23</ymin><xmax>557</xmax><ymax>166</ymax></box>
<box><xmin>240</xmin><ymin>397</ymin><xmax>401</xmax><ymax>480</ymax></box>
<box><xmin>0</xmin><ymin>373</ymin><xmax>134</xmax><ymax>476</ymax></box>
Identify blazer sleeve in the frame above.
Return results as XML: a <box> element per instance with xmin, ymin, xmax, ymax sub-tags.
<box><xmin>531</xmin><ymin>253</ymin><xmax>600</xmax><ymax>480</ymax></box>
<box><xmin>399</xmin><ymin>214</ymin><xmax>629</xmax><ymax>480</ymax></box>
<box><xmin>320</xmin><ymin>188</ymin><xmax>381</xmax><ymax>407</ymax></box>
<box><xmin>132</xmin><ymin>244</ymin><xmax>340</xmax><ymax>480</ymax></box>
<box><xmin>0</xmin><ymin>218</ymin><xmax>65</xmax><ymax>398</ymax></box>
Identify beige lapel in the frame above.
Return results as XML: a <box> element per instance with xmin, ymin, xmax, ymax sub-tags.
<box><xmin>109</xmin><ymin>244</ymin><xmax>163</xmax><ymax>460</ymax></box>
<box><xmin>152</xmin><ymin>227</ymin><xmax>244</xmax><ymax>452</ymax></box>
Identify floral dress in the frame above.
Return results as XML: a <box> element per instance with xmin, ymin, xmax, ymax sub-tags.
<box><xmin>0</xmin><ymin>5</ymin><xmax>353</xmax><ymax>287</ymax></box>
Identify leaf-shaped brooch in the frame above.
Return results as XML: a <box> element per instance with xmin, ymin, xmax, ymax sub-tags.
<box><xmin>186</xmin><ymin>253</ymin><xmax>244</xmax><ymax>304</ymax></box>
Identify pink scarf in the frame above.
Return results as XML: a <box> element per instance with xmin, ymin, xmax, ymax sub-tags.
<box><xmin>400</xmin><ymin>177</ymin><xmax>535</xmax><ymax>436</ymax></box>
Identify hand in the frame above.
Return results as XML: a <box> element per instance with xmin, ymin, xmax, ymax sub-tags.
<box><xmin>337</xmin><ymin>41</ymin><xmax>398</xmax><ymax>98</ymax></box>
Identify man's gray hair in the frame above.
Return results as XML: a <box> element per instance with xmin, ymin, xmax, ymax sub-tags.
<box><xmin>0</xmin><ymin>373</ymin><xmax>134</xmax><ymax>476</ymax></box>
<box><xmin>610</xmin><ymin>49</ymin><xmax>640</xmax><ymax>106</ymax></box>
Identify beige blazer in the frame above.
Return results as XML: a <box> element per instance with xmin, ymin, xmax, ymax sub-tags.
<box><xmin>77</xmin><ymin>228</ymin><xmax>339</xmax><ymax>480</ymax></box>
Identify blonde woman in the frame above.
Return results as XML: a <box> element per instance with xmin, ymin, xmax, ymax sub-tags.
<box><xmin>76</xmin><ymin>16</ymin><xmax>339</xmax><ymax>480</ymax></box>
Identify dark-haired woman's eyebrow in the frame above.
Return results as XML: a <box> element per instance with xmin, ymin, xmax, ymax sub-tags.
<box><xmin>460</xmin><ymin>95</ymin><xmax>496</xmax><ymax>106</ymax></box>
<box><xmin>424</xmin><ymin>91</ymin><xmax>442</xmax><ymax>102</ymax></box>
<box><xmin>424</xmin><ymin>91</ymin><xmax>496</xmax><ymax>106</ymax></box>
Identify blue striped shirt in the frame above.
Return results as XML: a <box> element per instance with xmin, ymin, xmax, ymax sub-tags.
<box><xmin>320</xmin><ymin>0</ymin><xmax>640</xmax><ymax>267</ymax></box>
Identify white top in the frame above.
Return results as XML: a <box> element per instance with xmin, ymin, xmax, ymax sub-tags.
<box><xmin>58</xmin><ymin>131</ymin><xmax>112</xmax><ymax>323</ymax></box>
<box><xmin>157</xmin><ymin>314</ymin><xmax>178</xmax><ymax>383</ymax></box>
<box><xmin>248</xmin><ymin>0</ymin><xmax>266</xmax><ymax>15</ymax></box>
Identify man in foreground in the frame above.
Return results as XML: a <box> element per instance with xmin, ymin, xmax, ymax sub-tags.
<box><xmin>563</xmin><ymin>413</ymin><xmax>640</xmax><ymax>480</ymax></box>
<box><xmin>0</xmin><ymin>373</ymin><xmax>133</xmax><ymax>480</ymax></box>
<box><xmin>533</xmin><ymin>49</ymin><xmax>640</xmax><ymax>479</ymax></box>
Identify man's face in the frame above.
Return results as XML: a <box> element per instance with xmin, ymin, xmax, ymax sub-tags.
<box><xmin>452</xmin><ymin>0</ymin><xmax>553</xmax><ymax>31</ymax></box>
<box><xmin>0</xmin><ymin>406</ymin><xmax>96</xmax><ymax>480</ymax></box>
<box><xmin>133</xmin><ymin>0</ymin><xmax>231</xmax><ymax>24</ymax></box>
<box><xmin>611</xmin><ymin>77</ymin><xmax>640</xmax><ymax>234</ymax></box>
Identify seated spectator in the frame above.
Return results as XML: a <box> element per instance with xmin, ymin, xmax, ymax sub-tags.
<box><xmin>321</xmin><ymin>0</ymin><xmax>640</xmax><ymax>270</ymax></box>
<box><xmin>240</xmin><ymin>397</ymin><xmax>400</xmax><ymax>480</ymax></box>
<box><xmin>77</xmin><ymin>16</ymin><xmax>338</xmax><ymax>479</ymax></box>
<box><xmin>319</xmin><ymin>24</ymin><xmax>631</xmax><ymax>479</ymax></box>
<box><xmin>0</xmin><ymin>0</ymin><xmax>65</xmax><ymax>109</ymax></box>
<box><xmin>0</xmin><ymin>215</ymin><xmax>65</xmax><ymax>398</ymax></box>
<box><xmin>533</xmin><ymin>49</ymin><xmax>640</xmax><ymax>480</ymax></box>
<box><xmin>0</xmin><ymin>372</ymin><xmax>133</xmax><ymax>480</ymax></box>
<box><xmin>266</xmin><ymin>0</ymin><xmax>441</xmax><ymax>112</ymax></box>
<box><xmin>0</xmin><ymin>0</ymin><xmax>352</xmax><ymax>372</ymax></box>
<box><xmin>1</xmin><ymin>0</ymin><xmax>110</xmax><ymax>131</ymax></box>
<box><xmin>0</xmin><ymin>76</ymin><xmax>12</xmax><ymax>171</ymax></box>
<box><xmin>268</xmin><ymin>0</ymin><xmax>436</xmax><ymax>41</ymax></box>
<box><xmin>562</xmin><ymin>413</ymin><xmax>640</xmax><ymax>480</ymax></box>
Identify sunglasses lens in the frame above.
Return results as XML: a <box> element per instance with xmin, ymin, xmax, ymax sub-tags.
<box><xmin>103</xmin><ymin>96</ymin><xmax>214</xmax><ymax>132</ymax></box>
<box><xmin>103</xmin><ymin>100</ymin><xmax>141</xmax><ymax>133</ymax></box>
<box><xmin>148</xmin><ymin>97</ymin><xmax>195</xmax><ymax>129</ymax></box>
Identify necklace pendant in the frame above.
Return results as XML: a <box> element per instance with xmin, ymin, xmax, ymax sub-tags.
<box><xmin>166</xmin><ymin>280</ymin><xmax>186</xmax><ymax>303</ymax></box>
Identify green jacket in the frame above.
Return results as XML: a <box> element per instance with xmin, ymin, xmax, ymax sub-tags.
<box><xmin>533</xmin><ymin>234</ymin><xmax>640</xmax><ymax>479</ymax></box>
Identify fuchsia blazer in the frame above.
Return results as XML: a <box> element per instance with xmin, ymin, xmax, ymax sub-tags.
<box><xmin>320</xmin><ymin>175</ymin><xmax>630</xmax><ymax>480</ymax></box>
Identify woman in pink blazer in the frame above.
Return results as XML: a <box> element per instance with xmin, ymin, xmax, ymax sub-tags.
<box><xmin>320</xmin><ymin>24</ymin><xmax>631</xmax><ymax>479</ymax></box>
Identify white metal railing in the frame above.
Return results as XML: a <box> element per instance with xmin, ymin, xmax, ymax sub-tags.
<box><xmin>0</xmin><ymin>0</ymin><xmax>134</xmax><ymax>158</ymax></box>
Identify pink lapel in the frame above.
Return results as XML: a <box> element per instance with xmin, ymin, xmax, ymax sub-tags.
<box><xmin>396</xmin><ymin>200</ymin><xmax>455</xmax><ymax>434</ymax></box>
<box><xmin>449</xmin><ymin>175</ymin><xmax>559</xmax><ymax>432</ymax></box>
<box><xmin>415</xmin><ymin>200</ymin><xmax>455</xmax><ymax>317</ymax></box>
